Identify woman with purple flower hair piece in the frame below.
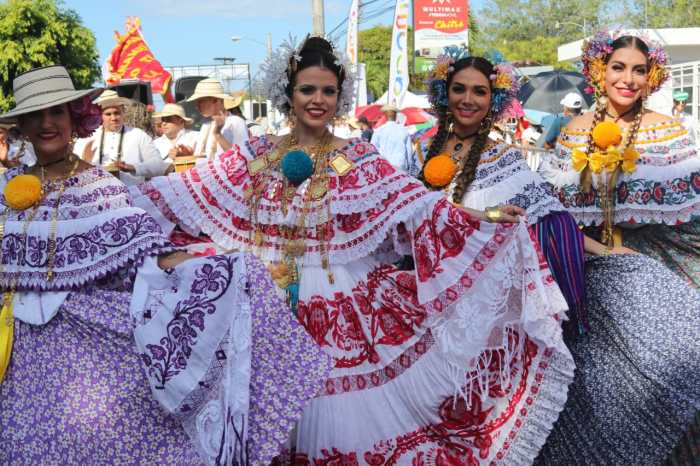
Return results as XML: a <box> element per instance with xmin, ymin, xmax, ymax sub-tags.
<box><xmin>534</xmin><ymin>29</ymin><xmax>700</xmax><ymax>465</ymax></box>
<box><xmin>0</xmin><ymin>65</ymin><xmax>332</xmax><ymax>465</ymax></box>
<box><xmin>415</xmin><ymin>45</ymin><xmax>699</xmax><ymax>465</ymax></box>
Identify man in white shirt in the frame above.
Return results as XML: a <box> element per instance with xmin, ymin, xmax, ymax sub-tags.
<box><xmin>188</xmin><ymin>79</ymin><xmax>249</xmax><ymax>159</ymax></box>
<box><xmin>371</xmin><ymin>104</ymin><xmax>415</xmax><ymax>173</ymax></box>
<box><xmin>78</xmin><ymin>90</ymin><xmax>170</xmax><ymax>185</ymax></box>
<box><xmin>0</xmin><ymin>123</ymin><xmax>36</xmax><ymax>167</ymax></box>
<box><xmin>152</xmin><ymin>103</ymin><xmax>198</xmax><ymax>161</ymax></box>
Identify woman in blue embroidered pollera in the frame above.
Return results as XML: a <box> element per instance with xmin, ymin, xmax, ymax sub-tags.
<box><xmin>537</xmin><ymin>29</ymin><xmax>700</xmax><ymax>465</ymax></box>
<box><xmin>416</xmin><ymin>41</ymin><xmax>699</xmax><ymax>465</ymax></box>
<box><xmin>0</xmin><ymin>65</ymin><xmax>331</xmax><ymax>465</ymax></box>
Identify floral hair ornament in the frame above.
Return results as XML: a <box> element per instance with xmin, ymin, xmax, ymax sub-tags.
<box><xmin>260</xmin><ymin>35</ymin><xmax>356</xmax><ymax>118</ymax></box>
<box><xmin>581</xmin><ymin>28</ymin><xmax>670</xmax><ymax>99</ymax></box>
<box><xmin>68</xmin><ymin>94</ymin><xmax>102</xmax><ymax>138</ymax></box>
<box><xmin>427</xmin><ymin>46</ymin><xmax>521</xmax><ymax>123</ymax></box>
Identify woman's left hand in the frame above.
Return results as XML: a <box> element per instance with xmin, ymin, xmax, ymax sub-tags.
<box><xmin>484</xmin><ymin>204</ymin><xmax>526</xmax><ymax>224</ymax></box>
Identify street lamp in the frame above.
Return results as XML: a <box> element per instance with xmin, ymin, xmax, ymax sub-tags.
<box><xmin>231</xmin><ymin>34</ymin><xmax>272</xmax><ymax>57</ymax></box>
<box><xmin>232</xmin><ymin>34</ymin><xmax>275</xmax><ymax>129</ymax></box>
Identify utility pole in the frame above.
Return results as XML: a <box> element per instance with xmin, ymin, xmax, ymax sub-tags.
<box><xmin>267</xmin><ymin>32</ymin><xmax>272</xmax><ymax>57</ymax></box>
<box><xmin>312</xmin><ymin>0</ymin><xmax>325</xmax><ymax>36</ymax></box>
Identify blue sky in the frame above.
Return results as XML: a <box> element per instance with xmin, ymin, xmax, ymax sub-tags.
<box><xmin>65</xmin><ymin>0</ymin><xmax>482</xmax><ymax>92</ymax></box>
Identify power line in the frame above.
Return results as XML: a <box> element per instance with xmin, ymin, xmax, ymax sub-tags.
<box><xmin>327</xmin><ymin>0</ymin><xmax>396</xmax><ymax>44</ymax></box>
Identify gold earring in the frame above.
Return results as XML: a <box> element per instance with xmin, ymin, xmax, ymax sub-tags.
<box><xmin>446</xmin><ymin>111</ymin><xmax>454</xmax><ymax>135</ymax></box>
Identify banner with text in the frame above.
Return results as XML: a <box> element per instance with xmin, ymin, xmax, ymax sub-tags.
<box><xmin>388</xmin><ymin>0</ymin><xmax>410</xmax><ymax>108</ymax></box>
<box><xmin>414</xmin><ymin>0</ymin><xmax>469</xmax><ymax>57</ymax></box>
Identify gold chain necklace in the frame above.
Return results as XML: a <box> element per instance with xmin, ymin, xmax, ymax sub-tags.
<box><xmin>247</xmin><ymin>131</ymin><xmax>337</xmax><ymax>311</ymax></box>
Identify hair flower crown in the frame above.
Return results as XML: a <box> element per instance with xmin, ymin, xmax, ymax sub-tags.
<box><xmin>261</xmin><ymin>35</ymin><xmax>356</xmax><ymax>118</ymax></box>
<box><xmin>582</xmin><ymin>28</ymin><xmax>670</xmax><ymax>98</ymax></box>
<box><xmin>427</xmin><ymin>46</ymin><xmax>520</xmax><ymax>122</ymax></box>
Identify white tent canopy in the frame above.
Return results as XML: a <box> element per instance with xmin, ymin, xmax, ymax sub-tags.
<box><xmin>374</xmin><ymin>90</ymin><xmax>431</xmax><ymax>109</ymax></box>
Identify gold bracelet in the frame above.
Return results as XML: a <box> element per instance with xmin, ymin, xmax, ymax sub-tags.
<box><xmin>600</xmin><ymin>247</ymin><xmax>612</xmax><ymax>256</ymax></box>
<box><xmin>485</xmin><ymin>206</ymin><xmax>502</xmax><ymax>223</ymax></box>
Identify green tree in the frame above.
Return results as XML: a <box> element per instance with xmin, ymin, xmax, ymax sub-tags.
<box><xmin>624</xmin><ymin>0</ymin><xmax>700</xmax><ymax>28</ymax></box>
<box><xmin>478</xmin><ymin>0</ymin><xmax>606</xmax><ymax>66</ymax></box>
<box><xmin>358</xmin><ymin>25</ymin><xmax>392</xmax><ymax>100</ymax></box>
<box><xmin>0</xmin><ymin>0</ymin><xmax>100</xmax><ymax>112</ymax></box>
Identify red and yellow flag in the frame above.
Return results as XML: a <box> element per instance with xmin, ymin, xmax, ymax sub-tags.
<box><xmin>107</xmin><ymin>17</ymin><xmax>174</xmax><ymax>102</ymax></box>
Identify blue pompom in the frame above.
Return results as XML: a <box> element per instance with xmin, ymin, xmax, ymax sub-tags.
<box><xmin>281</xmin><ymin>150</ymin><xmax>314</xmax><ymax>186</ymax></box>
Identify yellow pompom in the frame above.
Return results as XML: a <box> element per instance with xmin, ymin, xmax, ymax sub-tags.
<box><xmin>424</xmin><ymin>154</ymin><xmax>458</xmax><ymax>188</ymax></box>
<box><xmin>4</xmin><ymin>174</ymin><xmax>43</xmax><ymax>210</ymax></box>
<box><xmin>592</xmin><ymin>121</ymin><xmax>622</xmax><ymax>149</ymax></box>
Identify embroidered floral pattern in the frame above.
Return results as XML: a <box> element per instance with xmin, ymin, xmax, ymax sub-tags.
<box><xmin>140</xmin><ymin>256</ymin><xmax>236</xmax><ymax>388</ymax></box>
<box><xmin>542</xmin><ymin>123</ymin><xmax>700</xmax><ymax>225</ymax></box>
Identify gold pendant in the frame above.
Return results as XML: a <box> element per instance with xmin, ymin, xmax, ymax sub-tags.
<box><xmin>268</xmin><ymin>261</ymin><xmax>291</xmax><ymax>288</ymax></box>
<box><xmin>254</xmin><ymin>230</ymin><xmax>264</xmax><ymax>247</ymax></box>
<box><xmin>244</xmin><ymin>186</ymin><xmax>254</xmax><ymax>200</ymax></box>
<box><xmin>310</xmin><ymin>180</ymin><xmax>328</xmax><ymax>200</ymax></box>
<box><xmin>247</xmin><ymin>157</ymin><xmax>268</xmax><ymax>176</ymax></box>
<box><xmin>329</xmin><ymin>154</ymin><xmax>353</xmax><ymax>176</ymax></box>
<box><xmin>286</xmin><ymin>239</ymin><xmax>306</xmax><ymax>257</ymax></box>
<box><xmin>267</xmin><ymin>150</ymin><xmax>282</xmax><ymax>163</ymax></box>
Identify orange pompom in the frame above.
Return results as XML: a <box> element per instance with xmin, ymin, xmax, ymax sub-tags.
<box><xmin>424</xmin><ymin>154</ymin><xmax>457</xmax><ymax>188</ymax></box>
<box><xmin>592</xmin><ymin>121</ymin><xmax>622</xmax><ymax>149</ymax></box>
<box><xmin>4</xmin><ymin>174</ymin><xmax>43</xmax><ymax>210</ymax></box>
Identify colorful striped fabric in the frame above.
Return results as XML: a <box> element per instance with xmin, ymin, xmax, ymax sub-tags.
<box><xmin>535</xmin><ymin>212</ymin><xmax>588</xmax><ymax>334</ymax></box>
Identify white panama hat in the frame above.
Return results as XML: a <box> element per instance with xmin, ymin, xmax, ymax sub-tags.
<box><xmin>0</xmin><ymin>65</ymin><xmax>102</xmax><ymax>122</ymax></box>
<box><xmin>186</xmin><ymin>78</ymin><xmax>229</xmax><ymax>102</ymax></box>
<box><xmin>153</xmin><ymin>103</ymin><xmax>193</xmax><ymax>124</ymax></box>
<box><xmin>94</xmin><ymin>89</ymin><xmax>133</xmax><ymax>109</ymax></box>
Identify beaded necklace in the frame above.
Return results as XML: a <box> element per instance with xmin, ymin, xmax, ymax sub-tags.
<box><xmin>246</xmin><ymin>132</ymin><xmax>351</xmax><ymax>311</ymax></box>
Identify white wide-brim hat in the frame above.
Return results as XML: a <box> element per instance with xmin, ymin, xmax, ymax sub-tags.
<box><xmin>95</xmin><ymin>89</ymin><xmax>133</xmax><ymax>109</ymax></box>
<box><xmin>0</xmin><ymin>65</ymin><xmax>102</xmax><ymax>122</ymax></box>
<box><xmin>187</xmin><ymin>78</ymin><xmax>229</xmax><ymax>102</ymax></box>
<box><xmin>560</xmin><ymin>92</ymin><xmax>583</xmax><ymax>109</ymax></box>
<box><xmin>153</xmin><ymin>103</ymin><xmax>193</xmax><ymax>124</ymax></box>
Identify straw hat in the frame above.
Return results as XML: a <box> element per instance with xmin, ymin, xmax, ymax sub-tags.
<box><xmin>347</xmin><ymin>117</ymin><xmax>361</xmax><ymax>129</ymax></box>
<box><xmin>380</xmin><ymin>103</ymin><xmax>399</xmax><ymax>113</ymax></box>
<box><xmin>223</xmin><ymin>92</ymin><xmax>244</xmax><ymax>110</ymax></box>
<box><xmin>0</xmin><ymin>65</ymin><xmax>102</xmax><ymax>122</ymax></box>
<box><xmin>186</xmin><ymin>78</ymin><xmax>229</xmax><ymax>102</ymax></box>
<box><xmin>94</xmin><ymin>89</ymin><xmax>132</xmax><ymax>109</ymax></box>
<box><xmin>153</xmin><ymin>103</ymin><xmax>193</xmax><ymax>124</ymax></box>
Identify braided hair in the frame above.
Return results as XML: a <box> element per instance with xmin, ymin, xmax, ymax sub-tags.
<box><xmin>420</xmin><ymin>57</ymin><xmax>496</xmax><ymax>204</ymax></box>
<box><xmin>580</xmin><ymin>35</ymin><xmax>650</xmax><ymax>192</ymax></box>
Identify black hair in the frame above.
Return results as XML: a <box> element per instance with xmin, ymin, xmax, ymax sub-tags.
<box><xmin>421</xmin><ymin>56</ymin><xmax>495</xmax><ymax>203</ymax></box>
<box><xmin>358</xmin><ymin>116</ymin><xmax>370</xmax><ymax>127</ymax></box>
<box><xmin>608</xmin><ymin>35</ymin><xmax>650</xmax><ymax>63</ymax></box>
<box><xmin>283</xmin><ymin>36</ymin><xmax>345</xmax><ymax>114</ymax></box>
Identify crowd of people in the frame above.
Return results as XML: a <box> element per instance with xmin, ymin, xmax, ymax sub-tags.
<box><xmin>0</xmin><ymin>26</ymin><xmax>697</xmax><ymax>466</ymax></box>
